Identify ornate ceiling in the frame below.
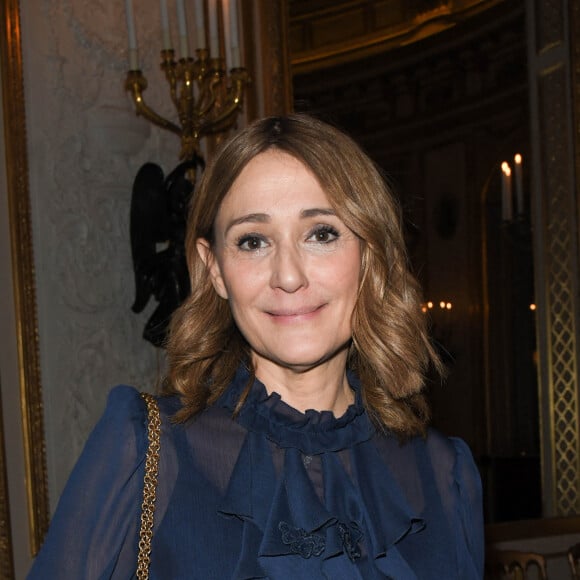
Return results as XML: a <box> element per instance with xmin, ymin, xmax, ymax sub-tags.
<box><xmin>289</xmin><ymin>0</ymin><xmax>508</xmax><ymax>73</ymax></box>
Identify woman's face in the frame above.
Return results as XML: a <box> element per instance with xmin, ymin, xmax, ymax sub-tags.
<box><xmin>198</xmin><ymin>150</ymin><xmax>361</xmax><ymax>375</ymax></box>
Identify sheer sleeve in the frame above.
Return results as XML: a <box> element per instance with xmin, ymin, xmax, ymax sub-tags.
<box><xmin>450</xmin><ymin>437</ymin><xmax>485</xmax><ymax>579</ymax></box>
<box><xmin>27</xmin><ymin>385</ymin><xmax>148</xmax><ymax>580</ymax></box>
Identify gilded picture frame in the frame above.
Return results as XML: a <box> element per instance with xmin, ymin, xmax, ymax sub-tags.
<box><xmin>0</xmin><ymin>0</ymin><xmax>49</xmax><ymax>563</ymax></box>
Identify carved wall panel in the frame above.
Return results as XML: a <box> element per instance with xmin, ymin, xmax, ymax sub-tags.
<box><xmin>292</xmin><ymin>3</ymin><xmax>527</xmax><ymax>152</ymax></box>
<box><xmin>527</xmin><ymin>0</ymin><xmax>580</xmax><ymax>516</ymax></box>
<box><xmin>18</xmin><ymin>0</ymin><xmax>178</xmax><ymax>511</ymax></box>
<box><xmin>538</xmin><ymin>65</ymin><xmax>580</xmax><ymax>515</ymax></box>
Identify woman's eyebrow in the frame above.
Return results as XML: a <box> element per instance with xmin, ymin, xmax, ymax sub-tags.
<box><xmin>224</xmin><ymin>208</ymin><xmax>336</xmax><ymax>235</ymax></box>
<box><xmin>225</xmin><ymin>213</ymin><xmax>270</xmax><ymax>235</ymax></box>
<box><xmin>300</xmin><ymin>207</ymin><xmax>336</xmax><ymax>218</ymax></box>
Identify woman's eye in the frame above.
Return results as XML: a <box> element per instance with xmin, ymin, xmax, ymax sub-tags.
<box><xmin>308</xmin><ymin>225</ymin><xmax>340</xmax><ymax>243</ymax></box>
<box><xmin>237</xmin><ymin>235</ymin><xmax>267</xmax><ymax>251</ymax></box>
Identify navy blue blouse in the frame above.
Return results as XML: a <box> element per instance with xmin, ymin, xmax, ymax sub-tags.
<box><xmin>29</xmin><ymin>366</ymin><xmax>484</xmax><ymax>579</ymax></box>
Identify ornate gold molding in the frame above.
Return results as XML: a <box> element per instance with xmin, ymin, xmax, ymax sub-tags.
<box><xmin>289</xmin><ymin>0</ymin><xmax>507</xmax><ymax>74</ymax></box>
<box><xmin>529</xmin><ymin>0</ymin><xmax>580</xmax><ymax>516</ymax></box>
<box><xmin>540</xmin><ymin>21</ymin><xmax>580</xmax><ymax>521</ymax></box>
<box><xmin>567</xmin><ymin>0</ymin><xmax>580</xmax><ymax>516</ymax></box>
<box><xmin>0</xmin><ymin>0</ymin><xmax>49</xmax><ymax>556</ymax></box>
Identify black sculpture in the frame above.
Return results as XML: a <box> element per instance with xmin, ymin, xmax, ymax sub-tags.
<box><xmin>129</xmin><ymin>156</ymin><xmax>204</xmax><ymax>347</ymax></box>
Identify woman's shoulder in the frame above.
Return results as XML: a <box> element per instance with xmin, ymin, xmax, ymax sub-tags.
<box><xmin>417</xmin><ymin>427</ymin><xmax>476</xmax><ymax>468</ymax></box>
<box><xmin>104</xmin><ymin>384</ymin><xmax>143</xmax><ymax>410</ymax></box>
<box><xmin>103</xmin><ymin>384</ymin><xmax>182</xmax><ymax>422</ymax></box>
<box><xmin>423</xmin><ymin>427</ymin><xmax>473</xmax><ymax>458</ymax></box>
<box><xmin>374</xmin><ymin>427</ymin><xmax>480</xmax><ymax>488</ymax></box>
<box><xmin>419</xmin><ymin>428</ymin><xmax>482</xmax><ymax>492</ymax></box>
<box><xmin>27</xmin><ymin>385</ymin><xmax>176</xmax><ymax>578</ymax></box>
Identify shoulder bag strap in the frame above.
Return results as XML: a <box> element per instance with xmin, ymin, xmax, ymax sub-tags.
<box><xmin>136</xmin><ymin>392</ymin><xmax>162</xmax><ymax>580</ymax></box>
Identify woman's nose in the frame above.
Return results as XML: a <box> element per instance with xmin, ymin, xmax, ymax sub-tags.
<box><xmin>270</xmin><ymin>244</ymin><xmax>308</xmax><ymax>292</ymax></box>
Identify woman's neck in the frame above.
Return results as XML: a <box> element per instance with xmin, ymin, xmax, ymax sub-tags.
<box><xmin>252</xmin><ymin>355</ymin><xmax>354</xmax><ymax>417</ymax></box>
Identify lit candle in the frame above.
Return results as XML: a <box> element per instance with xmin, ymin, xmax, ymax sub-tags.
<box><xmin>125</xmin><ymin>0</ymin><xmax>139</xmax><ymax>69</ymax></box>
<box><xmin>208</xmin><ymin>0</ymin><xmax>219</xmax><ymax>57</ymax></box>
<box><xmin>160</xmin><ymin>0</ymin><xmax>172</xmax><ymax>50</ymax></box>
<box><xmin>501</xmin><ymin>161</ymin><xmax>513</xmax><ymax>221</ymax></box>
<box><xmin>514</xmin><ymin>153</ymin><xmax>524</xmax><ymax>215</ymax></box>
<box><xmin>229</xmin><ymin>0</ymin><xmax>240</xmax><ymax>67</ymax></box>
<box><xmin>176</xmin><ymin>0</ymin><xmax>189</xmax><ymax>58</ymax></box>
<box><xmin>194</xmin><ymin>0</ymin><xmax>206</xmax><ymax>49</ymax></box>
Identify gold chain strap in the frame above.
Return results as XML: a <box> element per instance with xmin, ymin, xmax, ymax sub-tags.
<box><xmin>136</xmin><ymin>392</ymin><xmax>162</xmax><ymax>579</ymax></box>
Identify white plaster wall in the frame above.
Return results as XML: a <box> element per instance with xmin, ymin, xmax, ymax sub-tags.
<box><xmin>19</xmin><ymin>0</ymin><xmax>181</xmax><ymax>510</ymax></box>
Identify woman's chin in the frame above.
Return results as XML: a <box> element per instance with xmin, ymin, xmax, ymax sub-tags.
<box><xmin>252</xmin><ymin>344</ymin><xmax>351</xmax><ymax>374</ymax></box>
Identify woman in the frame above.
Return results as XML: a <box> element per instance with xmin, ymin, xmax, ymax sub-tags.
<box><xmin>29</xmin><ymin>114</ymin><xmax>483</xmax><ymax>579</ymax></box>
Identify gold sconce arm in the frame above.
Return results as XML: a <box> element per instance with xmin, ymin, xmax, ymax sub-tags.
<box><xmin>124</xmin><ymin>70</ymin><xmax>182</xmax><ymax>136</ymax></box>
<box><xmin>202</xmin><ymin>68</ymin><xmax>249</xmax><ymax>135</ymax></box>
<box><xmin>125</xmin><ymin>50</ymin><xmax>250</xmax><ymax>160</ymax></box>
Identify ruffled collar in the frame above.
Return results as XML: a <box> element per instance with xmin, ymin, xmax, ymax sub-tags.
<box><xmin>218</xmin><ymin>365</ymin><xmax>375</xmax><ymax>455</ymax></box>
<box><xmin>215</xmin><ymin>365</ymin><xmax>426</xmax><ymax>579</ymax></box>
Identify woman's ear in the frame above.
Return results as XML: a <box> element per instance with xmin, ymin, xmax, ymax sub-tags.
<box><xmin>196</xmin><ymin>238</ymin><xmax>229</xmax><ymax>299</ymax></box>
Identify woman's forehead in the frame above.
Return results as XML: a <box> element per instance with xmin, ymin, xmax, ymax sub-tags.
<box><xmin>216</xmin><ymin>150</ymin><xmax>333</xmax><ymax>218</ymax></box>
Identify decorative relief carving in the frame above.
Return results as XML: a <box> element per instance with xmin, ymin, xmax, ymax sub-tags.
<box><xmin>21</xmin><ymin>0</ymin><xmax>178</xmax><ymax>505</ymax></box>
<box><xmin>539</xmin><ymin>65</ymin><xmax>580</xmax><ymax>515</ymax></box>
<box><xmin>290</xmin><ymin>0</ymin><xmax>508</xmax><ymax>73</ymax></box>
<box><xmin>294</xmin><ymin>8</ymin><xmax>527</xmax><ymax>142</ymax></box>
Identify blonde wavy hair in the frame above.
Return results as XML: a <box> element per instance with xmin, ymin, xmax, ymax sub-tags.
<box><xmin>164</xmin><ymin>114</ymin><xmax>442</xmax><ymax>437</ymax></box>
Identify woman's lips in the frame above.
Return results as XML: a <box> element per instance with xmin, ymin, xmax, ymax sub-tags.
<box><xmin>266</xmin><ymin>304</ymin><xmax>326</xmax><ymax>322</ymax></box>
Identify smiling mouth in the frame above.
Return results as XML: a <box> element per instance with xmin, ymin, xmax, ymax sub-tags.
<box><xmin>267</xmin><ymin>304</ymin><xmax>326</xmax><ymax>319</ymax></box>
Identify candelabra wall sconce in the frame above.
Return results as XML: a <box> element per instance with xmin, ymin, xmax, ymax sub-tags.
<box><xmin>500</xmin><ymin>153</ymin><xmax>524</xmax><ymax>223</ymax></box>
<box><xmin>499</xmin><ymin>152</ymin><xmax>538</xmax><ymax>450</ymax></box>
<box><xmin>480</xmin><ymin>151</ymin><xmax>541</xmax><ymax>521</ymax></box>
<box><xmin>485</xmin><ymin>151</ymin><xmax>539</xmax><ymax>463</ymax></box>
<box><xmin>124</xmin><ymin>0</ymin><xmax>249</xmax><ymax>161</ymax></box>
<box><xmin>498</xmin><ymin>153</ymin><xmax>533</xmax><ymax>302</ymax></box>
<box><xmin>124</xmin><ymin>0</ymin><xmax>250</xmax><ymax>346</ymax></box>
<box><xmin>125</xmin><ymin>53</ymin><xmax>249</xmax><ymax>161</ymax></box>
